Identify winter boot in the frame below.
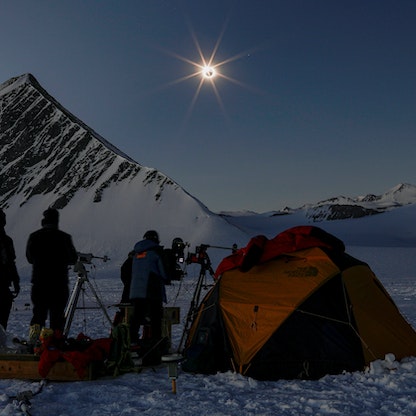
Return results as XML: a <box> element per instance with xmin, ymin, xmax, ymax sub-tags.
<box><xmin>36</xmin><ymin>327</ymin><xmax>54</xmax><ymax>354</ymax></box>
<box><xmin>28</xmin><ymin>324</ymin><xmax>41</xmax><ymax>346</ymax></box>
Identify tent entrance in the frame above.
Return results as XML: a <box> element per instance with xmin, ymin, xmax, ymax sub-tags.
<box><xmin>246</xmin><ymin>274</ymin><xmax>365</xmax><ymax>380</ymax></box>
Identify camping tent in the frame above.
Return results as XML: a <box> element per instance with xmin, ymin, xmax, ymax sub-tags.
<box><xmin>182</xmin><ymin>226</ymin><xmax>416</xmax><ymax>380</ymax></box>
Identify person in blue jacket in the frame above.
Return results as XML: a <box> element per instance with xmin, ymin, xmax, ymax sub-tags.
<box><xmin>129</xmin><ymin>230</ymin><xmax>168</xmax><ymax>344</ymax></box>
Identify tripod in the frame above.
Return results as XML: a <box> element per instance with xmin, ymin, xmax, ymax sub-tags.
<box><xmin>63</xmin><ymin>254</ymin><xmax>113</xmax><ymax>337</ymax></box>
<box><xmin>178</xmin><ymin>247</ymin><xmax>215</xmax><ymax>353</ymax></box>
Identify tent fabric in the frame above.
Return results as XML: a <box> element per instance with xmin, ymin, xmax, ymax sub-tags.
<box><xmin>246</xmin><ymin>273</ymin><xmax>365</xmax><ymax>380</ymax></box>
<box><xmin>342</xmin><ymin>266</ymin><xmax>416</xmax><ymax>362</ymax></box>
<box><xmin>214</xmin><ymin>225</ymin><xmax>345</xmax><ymax>278</ymax></box>
<box><xmin>183</xmin><ymin>226</ymin><xmax>416</xmax><ymax>380</ymax></box>
<box><xmin>219</xmin><ymin>247</ymin><xmax>341</xmax><ymax>368</ymax></box>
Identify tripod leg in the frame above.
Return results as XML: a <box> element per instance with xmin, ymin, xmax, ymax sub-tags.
<box><xmin>63</xmin><ymin>277</ymin><xmax>84</xmax><ymax>337</ymax></box>
<box><xmin>85</xmin><ymin>280</ymin><xmax>114</xmax><ymax>328</ymax></box>
<box><xmin>178</xmin><ymin>269</ymin><xmax>205</xmax><ymax>352</ymax></box>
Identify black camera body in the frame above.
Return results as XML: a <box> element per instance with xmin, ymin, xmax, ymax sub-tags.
<box><xmin>162</xmin><ymin>241</ymin><xmax>186</xmax><ymax>282</ymax></box>
<box><xmin>186</xmin><ymin>244</ymin><xmax>210</xmax><ymax>266</ymax></box>
<box><xmin>78</xmin><ymin>253</ymin><xmax>93</xmax><ymax>264</ymax></box>
<box><xmin>172</xmin><ymin>241</ymin><xmax>186</xmax><ymax>264</ymax></box>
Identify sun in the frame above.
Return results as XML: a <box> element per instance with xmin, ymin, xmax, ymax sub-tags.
<box><xmin>202</xmin><ymin>66</ymin><xmax>216</xmax><ymax>79</ymax></box>
<box><xmin>155</xmin><ymin>18</ymin><xmax>259</xmax><ymax>124</ymax></box>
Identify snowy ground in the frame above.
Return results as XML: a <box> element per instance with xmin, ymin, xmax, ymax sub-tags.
<box><xmin>1</xmin><ymin>246</ymin><xmax>416</xmax><ymax>416</ymax></box>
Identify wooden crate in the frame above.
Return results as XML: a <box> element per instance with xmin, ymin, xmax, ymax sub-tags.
<box><xmin>0</xmin><ymin>354</ymin><xmax>93</xmax><ymax>381</ymax></box>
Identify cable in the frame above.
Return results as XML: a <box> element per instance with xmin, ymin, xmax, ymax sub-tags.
<box><xmin>8</xmin><ymin>379</ymin><xmax>47</xmax><ymax>416</ymax></box>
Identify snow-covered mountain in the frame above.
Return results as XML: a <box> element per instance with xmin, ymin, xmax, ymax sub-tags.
<box><xmin>300</xmin><ymin>183</ymin><xmax>416</xmax><ymax>221</ymax></box>
<box><xmin>1</xmin><ymin>73</ymin><xmax>416</xmax><ymax>273</ymax></box>
<box><xmin>0</xmin><ymin>74</ymin><xmax>248</xmax><ymax>271</ymax></box>
<box><xmin>222</xmin><ymin>182</ymin><xmax>416</xmax><ymax>248</ymax></box>
<box><xmin>255</xmin><ymin>183</ymin><xmax>416</xmax><ymax>222</ymax></box>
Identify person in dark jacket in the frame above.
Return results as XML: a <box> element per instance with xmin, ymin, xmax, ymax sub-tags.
<box><xmin>26</xmin><ymin>208</ymin><xmax>77</xmax><ymax>340</ymax></box>
<box><xmin>0</xmin><ymin>208</ymin><xmax>20</xmax><ymax>330</ymax></box>
<box><xmin>129</xmin><ymin>230</ymin><xmax>168</xmax><ymax>344</ymax></box>
<box><xmin>111</xmin><ymin>250</ymin><xmax>135</xmax><ymax>327</ymax></box>
<box><xmin>120</xmin><ymin>251</ymin><xmax>134</xmax><ymax>303</ymax></box>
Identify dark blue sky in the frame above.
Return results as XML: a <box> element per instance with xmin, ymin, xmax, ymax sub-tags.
<box><xmin>1</xmin><ymin>1</ymin><xmax>415</xmax><ymax>212</ymax></box>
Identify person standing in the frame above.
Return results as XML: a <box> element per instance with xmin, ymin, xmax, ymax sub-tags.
<box><xmin>26</xmin><ymin>208</ymin><xmax>77</xmax><ymax>341</ymax></box>
<box><xmin>120</xmin><ymin>250</ymin><xmax>135</xmax><ymax>304</ymax></box>
<box><xmin>129</xmin><ymin>230</ymin><xmax>168</xmax><ymax>345</ymax></box>
<box><xmin>0</xmin><ymin>208</ymin><xmax>20</xmax><ymax>330</ymax></box>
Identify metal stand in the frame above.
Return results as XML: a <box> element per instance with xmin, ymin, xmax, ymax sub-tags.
<box><xmin>178</xmin><ymin>247</ymin><xmax>215</xmax><ymax>353</ymax></box>
<box><xmin>63</xmin><ymin>254</ymin><xmax>112</xmax><ymax>337</ymax></box>
<box><xmin>161</xmin><ymin>353</ymin><xmax>183</xmax><ymax>393</ymax></box>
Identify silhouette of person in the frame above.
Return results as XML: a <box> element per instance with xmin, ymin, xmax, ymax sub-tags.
<box><xmin>26</xmin><ymin>208</ymin><xmax>77</xmax><ymax>342</ymax></box>
<box><xmin>0</xmin><ymin>208</ymin><xmax>20</xmax><ymax>330</ymax></box>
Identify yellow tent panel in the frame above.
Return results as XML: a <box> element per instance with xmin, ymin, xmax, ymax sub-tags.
<box><xmin>343</xmin><ymin>265</ymin><xmax>416</xmax><ymax>363</ymax></box>
<box><xmin>219</xmin><ymin>248</ymin><xmax>340</xmax><ymax>367</ymax></box>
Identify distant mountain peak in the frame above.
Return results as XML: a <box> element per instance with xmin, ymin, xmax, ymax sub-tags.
<box><xmin>303</xmin><ymin>183</ymin><xmax>416</xmax><ymax>221</ymax></box>
<box><xmin>265</xmin><ymin>183</ymin><xmax>416</xmax><ymax>222</ymax></box>
<box><xmin>386</xmin><ymin>182</ymin><xmax>416</xmax><ymax>195</ymax></box>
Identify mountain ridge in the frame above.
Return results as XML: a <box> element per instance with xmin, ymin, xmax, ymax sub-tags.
<box><xmin>219</xmin><ymin>183</ymin><xmax>416</xmax><ymax>222</ymax></box>
<box><xmin>0</xmin><ymin>73</ymin><xmax>248</xmax><ymax>270</ymax></box>
<box><xmin>0</xmin><ymin>73</ymin><xmax>135</xmax><ymax>164</ymax></box>
<box><xmin>255</xmin><ymin>183</ymin><xmax>416</xmax><ymax>222</ymax></box>
<box><xmin>0</xmin><ymin>73</ymin><xmax>143</xmax><ymax>209</ymax></box>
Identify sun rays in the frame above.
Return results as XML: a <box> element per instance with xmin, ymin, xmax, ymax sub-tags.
<box><xmin>154</xmin><ymin>17</ymin><xmax>259</xmax><ymax>126</ymax></box>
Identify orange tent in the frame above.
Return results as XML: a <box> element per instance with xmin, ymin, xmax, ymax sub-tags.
<box><xmin>182</xmin><ymin>226</ymin><xmax>416</xmax><ymax>380</ymax></box>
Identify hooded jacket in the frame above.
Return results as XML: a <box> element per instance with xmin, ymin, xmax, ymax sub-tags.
<box><xmin>129</xmin><ymin>239</ymin><xmax>168</xmax><ymax>301</ymax></box>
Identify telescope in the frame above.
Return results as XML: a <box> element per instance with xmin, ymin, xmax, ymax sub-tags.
<box><xmin>186</xmin><ymin>243</ymin><xmax>237</xmax><ymax>266</ymax></box>
<box><xmin>77</xmin><ymin>252</ymin><xmax>110</xmax><ymax>264</ymax></box>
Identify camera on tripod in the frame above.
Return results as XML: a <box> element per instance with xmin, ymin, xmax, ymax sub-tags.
<box><xmin>64</xmin><ymin>252</ymin><xmax>112</xmax><ymax>337</ymax></box>
<box><xmin>74</xmin><ymin>252</ymin><xmax>110</xmax><ymax>275</ymax></box>
<box><xmin>178</xmin><ymin>241</ymin><xmax>236</xmax><ymax>351</ymax></box>
<box><xmin>171</xmin><ymin>238</ymin><xmax>186</xmax><ymax>264</ymax></box>
<box><xmin>77</xmin><ymin>253</ymin><xmax>93</xmax><ymax>264</ymax></box>
<box><xmin>165</xmin><ymin>238</ymin><xmax>187</xmax><ymax>281</ymax></box>
<box><xmin>186</xmin><ymin>244</ymin><xmax>211</xmax><ymax>266</ymax></box>
<box><xmin>77</xmin><ymin>252</ymin><xmax>109</xmax><ymax>264</ymax></box>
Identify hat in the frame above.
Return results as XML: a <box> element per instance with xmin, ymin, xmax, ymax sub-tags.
<box><xmin>143</xmin><ymin>230</ymin><xmax>160</xmax><ymax>244</ymax></box>
<box><xmin>42</xmin><ymin>208</ymin><xmax>59</xmax><ymax>226</ymax></box>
